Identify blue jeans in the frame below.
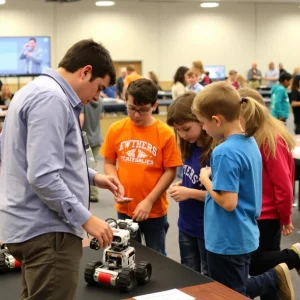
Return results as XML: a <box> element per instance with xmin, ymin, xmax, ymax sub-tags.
<box><xmin>207</xmin><ymin>251</ymin><xmax>278</xmax><ymax>298</ymax></box>
<box><xmin>179</xmin><ymin>230</ymin><xmax>208</xmax><ymax>276</ymax></box>
<box><xmin>117</xmin><ymin>213</ymin><xmax>169</xmax><ymax>256</ymax></box>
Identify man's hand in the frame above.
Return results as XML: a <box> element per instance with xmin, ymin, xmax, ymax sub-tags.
<box><xmin>23</xmin><ymin>43</ymin><xmax>29</xmax><ymax>49</ymax></box>
<box><xmin>200</xmin><ymin>166</ymin><xmax>211</xmax><ymax>182</ymax></box>
<box><xmin>169</xmin><ymin>186</ymin><xmax>190</xmax><ymax>202</ymax></box>
<box><xmin>94</xmin><ymin>173</ymin><xmax>124</xmax><ymax>198</ymax></box>
<box><xmin>27</xmin><ymin>52</ymin><xmax>32</xmax><ymax>58</ymax></box>
<box><xmin>281</xmin><ymin>223</ymin><xmax>294</xmax><ymax>236</ymax></box>
<box><xmin>132</xmin><ymin>199</ymin><xmax>153</xmax><ymax>222</ymax></box>
<box><xmin>82</xmin><ymin>216</ymin><xmax>113</xmax><ymax>248</ymax></box>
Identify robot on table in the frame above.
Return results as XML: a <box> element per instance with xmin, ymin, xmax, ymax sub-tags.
<box><xmin>84</xmin><ymin>218</ymin><xmax>152</xmax><ymax>292</ymax></box>
<box><xmin>0</xmin><ymin>244</ymin><xmax>21</xmax><ymax>273</ymax></box>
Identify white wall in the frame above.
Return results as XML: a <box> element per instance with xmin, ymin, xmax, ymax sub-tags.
<box><xmin>0</xmin><ymin>0</ymin><xmax>300</xmax><ymax>82</ymax></box>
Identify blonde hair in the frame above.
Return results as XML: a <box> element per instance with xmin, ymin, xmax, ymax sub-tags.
<box><xmin>192</xmin><ymin>82</ymin><xmax>268</xmax><ymax>137</ymax></box>
<box><xmin>149</xmin><ymin>71</ymin><xmax>159</xmax><ymax>85</ymax></box>
<box><xmin>236</xmin><ymin>74</ymin><xmax>248</xmax><ymax>88</ymax></box>
<box><xmin>167</xmin><ymin>92</ymin><xmax>215</xmax><ymax>165</ymax></box>
<box><xmin>1</xmin><ymin>85</ymin><xmax>12</xmax><ymax>99</ymax></box>
<box><xmin>238</xmin><ymin>88</ymin><xmax>295</xmax><ymax>157</ymax></box>
<box><xmin>192</xmin><ymin>61</ymin><xmax>205</xmax><ymax>75</ymax></box>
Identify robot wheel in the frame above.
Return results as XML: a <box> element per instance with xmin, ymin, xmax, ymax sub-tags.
<box><xmin>0</xmin><ymin>252</ymin><xmax>9</xmax><ymax>273</ymax></box>
<box><xmin>117</xmin><ymin>268</ymin><xmax>135</xmax><ymax>293</ymax></box>
<box><xmin>136</xmin><ymin>261</ymin><xmax>152</xmax><ymax>285</ymax></box>
<box><xmin>84</xmin><ymin>260</ymin><xmax>102</xmax><ymax>285</ymax></box>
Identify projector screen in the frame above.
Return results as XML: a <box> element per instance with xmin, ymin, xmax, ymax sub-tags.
<box><xmin>0</xmin><ymin>36</ymin><xmax>51</xmax><ymax>76</ymax></box>
<box><xmin>204</xmin><ymin>65</ymin><xmax>226</xmax><ymax>80</ymax></box>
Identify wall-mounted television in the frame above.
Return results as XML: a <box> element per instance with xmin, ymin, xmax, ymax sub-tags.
<box><xmin>204</xmin><ymin>65</ymin><xmax>226</xmax><ymax>80</ymax></box>
<box><xmin>0</xmin><ymin>36</ymin><xmax>51</xmax><ymax>77</ymax></box>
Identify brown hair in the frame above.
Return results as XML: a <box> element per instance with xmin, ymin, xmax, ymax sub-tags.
<box><xmin>126</xmin><ymin>64</ymin><xmax>136</xmax><ymax>72</ymax></box>
<box><xmin>192</xmin><ymin>61</ymin><xmax>205</xmax><ymax>75</ymax></box>
<box><xmin>126</xmin><ymin>78</ymin><xmax>158</xmax><ymax>106</ymax></box>
<box><xmin>186</xmin><ymin>70</ymin><xmax>197</xmax><ymax>77</ymax></box>
<box><xmin>58</xmin><ymin>39</ymin><xmax>116</xmax><ymax>85</ymax></box>
<box><xmin>238</xmin><ymin>88</ymin><xmax>295</xmax><ymax>157</ymax></box>
<box><xmin>149</xmin><ymin>71</ymin><xmax>159</xmax><ymax>85</ymax></box>
<box><xmin>192</xmin><ymin>82</ymin><xmax>268</xmax><ymax>137</ymax></box>
<box><xmin>167</xmin><ymin>92</ymin><xmax>215</xmax><ymax>165</ymax></box>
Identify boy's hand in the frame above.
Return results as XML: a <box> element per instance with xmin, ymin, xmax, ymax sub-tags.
<box><xmin>281</xmin><ymin>223</ymin><xmax>294</xmax><ymax>236</ymax></box>
<box><xmin>132</xmin><ymin>199</ymin><xmax>153</xmax><ymax>222</ymax></box>
<box><xmin>94</xmin><ymin>174</ymin><xmax>124</xmax><ymax>197</ymax></box>
<box><xmin>168</xmin><ymin>186</ymin><xmax>190</xmax><ymax>202</ymax></box>
<box><xmin>200</xmin><ymin>166</ymin><xmax>211</xmax><ymax>182</ymax></box>
<box><xmin>169</xmin><ymin>181</ymin><xmax>182</xmax><ymax>189</ymax></box>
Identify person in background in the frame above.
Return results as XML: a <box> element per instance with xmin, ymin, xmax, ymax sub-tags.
<box><xmin>0</xmin><ymin>39</ymin><xmax>122</xmax><ymax>300</ymax></box>
<box><xmin>171</xmin><ymin>66</ymin><xmax>188</xmax><ymax>101</ymax></box>
<box><xmin>80</xmin><ymin>98</ymin><xmax>104</xmax><ymax>203</ymax></box>
<box><xmin>270</xmin><ymin>72</ymin><xmax>292</xmax><ymax>122</ymax></box>
<box><xmin>102</xmin><ymin>85</ymin><xmax>116</xmax><ymax>98</ymax></box>
<box><xmin>279</xmin><ymin>63</ymin><xmax>287</xmax><ymax>75</ymax></box>
<box><xmin>101</xmin><ymin>79</ymin><xmax>182</xmax><ymax>256</ymax></box>
<box><xmin>226</xmin><ymin>70</ymin><xmax>239</xmax><ymax>90</ymax></box>
<box><xmin>248</xmin><ymin>63</ymin><xmax>262</xmax><ymax>89</ymax></box>
<box><xmin>236</xmin><ymin>74</ymin><xmax>248</xmax><ymax>89</ymax></box>
<box><xmin>192</xmin><ymin>82</ymin><xmax>294</xmax><ymax>299</ymax></box>
<box><xmin>19</xmin><ymin>37</ymin><xmax>43</xmax><ymax>74</ymax></box>
<box><xmin>149</xmin><ymin>71</ymin><xmax>162</xmax><ymax>91</ymax></box>
<box><xmin>265</xmin><ymin>62</ymin><xmax>280</xmax><ymax>88</ymax></box>
<box><xmin>293</xmin><ymin>67</ymin><xmax>300</xmax><ymax>77</ymax></box>
<box><xmin>167</xmin><ymin>92</ymin><xmax>215</xmax><ymax>276</ymax></box>
<box><xmin>192</xmin><ymin>61</ymin><xmax>210</xmax><ymax>86</ymax></box>
<box><xmin>123</xmin><ymin>65</ymin><xmax>142</xmax><ymax>90</ymax></box>
<box><xmin>205</xmin><ymin>71</ymin><xmax>211</xmax><ymax>83</ymax></box>
<box><xmin>116</xmin><ymin>67</ymin><xmax>127</xmax><ymax>99</ymax></box>
<box><xmin>239</xmin><ymin>88</ymin><xmax>299</xmax><ymax>300</ymax></box>
<box><xmin>0</xmin><ymin>84</ymin><xmax>14</xmax><ymax>107</ymax></box>
<box><xmin>290</xmin><ymin>74</ymin><xmax>300</xmax><ymax>134</ymax></box>
<box><xmin>148</xmin><ymin>71</ymin><xmax>161</xmax><ymax>115</ymax></box>
<box><xmin>186</xmin><ymin>70</ymin><xmax>204</xmax><ymax>93</ymax></box>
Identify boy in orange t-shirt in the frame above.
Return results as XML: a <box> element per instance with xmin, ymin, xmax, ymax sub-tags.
<box><xmin>100</xmin><ymin>79</ymin><xmax>182</xmax><ymax>255</ymax></box>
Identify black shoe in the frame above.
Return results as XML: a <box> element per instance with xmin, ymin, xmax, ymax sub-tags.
<box><xmin>89</xmin><ymin>197</ymin><xmax>99</xmax><ymax>203</ymax></box>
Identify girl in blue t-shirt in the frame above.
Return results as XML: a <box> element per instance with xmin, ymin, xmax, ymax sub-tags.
<box><xmin>166</xmin><ymin>92</ymin><xmax>215</xmax><ymax>276</ymax></box>
<box><xmin>191</xmin><ymin>82</ymin><xmax>294</xmax><ymax>299</ymax></box>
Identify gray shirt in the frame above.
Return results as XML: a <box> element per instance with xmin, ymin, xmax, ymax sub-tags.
<box><xmin>82</xmin><ymin>100</ymin><xmax>103</xmax><ymax>148</ymax></box>
<box><xmin>0</xmin><ymin>68</ymin><xmax>96</xmax><ymax>243</ymax></box>
<box><xmin>265</xmin><ymin>69</ymin><xmax>280</xmax><ymax>88</ymax></box>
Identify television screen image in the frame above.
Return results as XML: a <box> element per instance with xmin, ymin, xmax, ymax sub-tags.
<box><xmin>0</xmin><ymin>36</ymin><xmax>51</xmax><ymax>76</ymax></box>
<box><xmin>204</xmin><ymin>65</ymin><xmax>226</xmax><ymax>80</ymax></box>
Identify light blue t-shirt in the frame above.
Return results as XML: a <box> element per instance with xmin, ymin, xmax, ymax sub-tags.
<box><xmin>205</xmin><ymin>134</ymin><xmax>262</xmax><ymax>255</ymax></box>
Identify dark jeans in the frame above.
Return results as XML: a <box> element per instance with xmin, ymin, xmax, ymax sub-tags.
<box><xmin>179</xmin><ymin>230</ymin><xmax>208</xmax><ymax>276</ymax></box>
<box><xmin>117</xmin><ymin>212</ymin><xmax>169</xmax><ymax>256</ymax></box>
<box><xmin>295</xmin><ymin>122</ymin><xmax>300</xmax><ymax>134</ymax></box>
<box><xmin>250</xmin><ymin>219</ymin><xmax>300</xmax><ymax>300</ymax></box>
<box><xmin>7</xmin><ymin>232</ymin><xmax>82</xmax><ymax>300</ymax></box>
<box><xmin>207</xmin><ymin>251</ymin><xmax>278</xmax><ymax>298</ymax></box>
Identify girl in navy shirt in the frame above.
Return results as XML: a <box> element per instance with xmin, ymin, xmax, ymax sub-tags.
<box><xmin>167</xmin><ymin>92</ymin><xmax>215</xmax><ymax>275</ymax></box>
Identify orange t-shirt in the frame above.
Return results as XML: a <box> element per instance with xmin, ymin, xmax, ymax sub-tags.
<box><xmin>124</xmin><ymin>72</ymin><xmax>143</xmax><ymax>87</ymax></box>
<box><xmin>100</xmin><ymin>118</ymin><xmax>182</xmax><ymax>218</ymax></box>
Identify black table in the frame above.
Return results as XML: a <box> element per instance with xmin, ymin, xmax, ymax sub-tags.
<box><xmin>0</xmin><ymin>240</ymin><xmax>212</xmax><ymax>300</ymax></box>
